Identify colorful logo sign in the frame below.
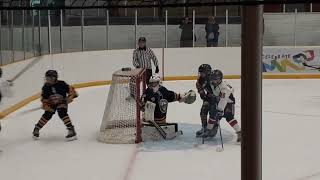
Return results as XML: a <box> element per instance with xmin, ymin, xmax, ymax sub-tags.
<box><xmin>262</xmin><ymin>49</ymin><xmax>318</xmax><ymax>72</ymax></box>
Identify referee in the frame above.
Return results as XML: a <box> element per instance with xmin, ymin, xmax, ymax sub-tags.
<box><xmin>133</xmin><ymin>37</ymin><xmax>159</xmax><ymax>84</ymax></box>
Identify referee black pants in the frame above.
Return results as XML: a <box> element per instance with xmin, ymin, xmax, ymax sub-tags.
<box><xmin>145</xmin><ymin>69</ymin><xmax>153</xmax><ymax>85</ymax></box>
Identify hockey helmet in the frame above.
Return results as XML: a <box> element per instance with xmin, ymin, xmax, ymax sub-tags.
<box><xmin>210</xmin><ymin>69</ymin><xmax>223</xmax><ymax>86</ymax></box>
<box><xmin>45</xmin><ymin>70</ymin><xmax>58</xmax><ymax>78</ymax></box>
<box><xmin>45</xmin><ymin>70</ymin><xmax>58</xmax><ymax>84</ymax></box>
<box><xmin>198</xmin><ymin>64</ymin><xmax>212</xmax><ymax>77</ymax></box>
<box><xmin>149</xmin><ymin>74</ymin><xmax>161</xmax><ymax>84</ymax></box>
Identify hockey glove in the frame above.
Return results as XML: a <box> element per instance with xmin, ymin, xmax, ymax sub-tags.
<box><xmin>155</xmin><ymin>66</ymin><xmax>159</xmax><ymax>73</ymax></box>
<box><xmin>41</xmin><ymin>100</ymin><xmax>54</xmax><ymax>112</ymax></box>
<box><xmin>66</xmin><ymin>97</ymin><xmax>73</xmax><ymax>104</ymax></box>
<box><xmin>215</xmin><ymin>110</ymin><xmax>224</xmax><ymax>120</ymax></box>
<box><xmin>66</xmin><ymin>86</ymin><xmax>78</xmax><ymax>104</ymax></box>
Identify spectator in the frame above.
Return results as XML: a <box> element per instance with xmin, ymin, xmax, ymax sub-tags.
<box><xmin>179</xmin><ymin>17</ymin><xmax>195</xmax><ymax>47</ymax></box>
<box><xmin>205</xmin><ymin>16</ymin><xmax>219</xmax><ymax>47</ymax></box>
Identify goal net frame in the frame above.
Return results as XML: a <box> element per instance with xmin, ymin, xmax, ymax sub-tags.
<box><xmin>98</xmin><ymin>68</ymin><xmax>146</xmax><ymax>144</ymax></box>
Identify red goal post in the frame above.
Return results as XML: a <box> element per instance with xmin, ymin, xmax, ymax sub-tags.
<box><xmin>98</xmin><ymin>68</ymin><xmax>146</xmax><ymax>144</ymax></box>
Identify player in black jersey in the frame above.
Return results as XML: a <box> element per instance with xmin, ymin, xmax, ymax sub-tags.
<box><xmin>33</xmin><ymin>70</ymin><xmax>78</xmax><ymax>141</ymax></box>
<box><xmin>195</xmin><ymin>64</ymin><xmax>215</xmax><ymax>137</ymax></box>
<box><xmin>141</xmin><ymin>74</ymin><xmax>196</xmax><ymax>125</ymax></box>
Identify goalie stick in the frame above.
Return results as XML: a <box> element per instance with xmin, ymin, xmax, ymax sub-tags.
<box><xmin>144</xmin><ymin>101</ymin><xmax>182</xmax><ymax>140</ymax></box>
<box><xmin>147</xmin><ymin>120</ymin><xmax>183</xmax><ymax>140</ymax></box>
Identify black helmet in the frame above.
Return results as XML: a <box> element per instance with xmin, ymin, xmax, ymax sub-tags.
<box><xmin>210</xmin><ymin>69</ymin><xmax>223</xmax><ymax>81</ymax></box>
<box><xmin>138</xmin><ymin>37</ymin><xmax>146</xmax><ymax>42</ymax></box>
<box><xmin>198</xmin><ymin>64</ymin><xmax>212</xmax><ymax>75</ymax></box>
<box><xmin>45</xmin><ymin>70</ymin><xmax>58</xmax><ymax>78</ymax></box>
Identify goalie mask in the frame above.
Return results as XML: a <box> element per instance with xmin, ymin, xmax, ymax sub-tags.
<box><xmin>149</xmin><ymin>74</ymin><xmax>161</xmax><ymax>92</ymax></box>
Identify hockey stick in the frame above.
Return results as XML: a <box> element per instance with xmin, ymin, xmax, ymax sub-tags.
<box><xmin>302</xmin><ymin>63</ymin><xmax>320</xmax><ymax>70</ymax></box>
<box><xmin>217</xmin><ymin>121</ymin><xmax>224</xmax><ymax>152</ymax></box>
<box><xmin>202</xmin><ymin>122</ymin><xmax>205</xmax><ymax>144</ymax></box>
<box><xmin>8</xmin><ymin>55</ymin><xmax>42</xmax><ymax>83</ymax></box>
<box><xmin>147</xmin><ymin>120</ymin><xmax>183</xmax><ymax>140</ymax></box>
<box><xmin>15</xmin><ymin>106</ymin><xmax>42</xmax><ymax>116</ymax></box>
<box><xmin>148</xmin><ymin>120</ymin><xmax>167</xmax><ymax>139</ymax></box>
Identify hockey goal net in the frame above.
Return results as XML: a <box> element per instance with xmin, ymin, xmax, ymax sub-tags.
<box><xmin>98</xmin><ymin>68</ymin><xmax>146</xmax><ymax>144</ymax></box>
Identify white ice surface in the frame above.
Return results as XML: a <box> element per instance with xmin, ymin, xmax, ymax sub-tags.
<box><xmin>1</xmin><ymin>80</ymin><xmax>320</xmax><ymax>180</ymax></box>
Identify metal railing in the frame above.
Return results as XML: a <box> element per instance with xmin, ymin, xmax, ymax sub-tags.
<box><xmin>0</xmin><ymin>8</ymin><xmax>320</xmax><ymax>65</ymax></box>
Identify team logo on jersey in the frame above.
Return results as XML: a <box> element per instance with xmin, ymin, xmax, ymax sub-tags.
<box><xmin>159</xmin><ymin>99</ymin><xmax>168</xmax><ymax>113</ymax></box>
<box><xmin>51</xmin><ymin>87</ymin><xmax>57</xmax><ymax>94</ymax></box>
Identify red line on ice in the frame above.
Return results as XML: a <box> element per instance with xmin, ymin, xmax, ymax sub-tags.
<box><xmin>122</xmin><ymin>145</ymin><xmax>139</xmax><ymax>180</ymax></box>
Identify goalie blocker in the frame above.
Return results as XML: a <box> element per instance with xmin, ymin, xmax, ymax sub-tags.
<box><xmin>141</xmin><ymin>74</ymin><xmax>196</xmax><ymax>140</ymax></box>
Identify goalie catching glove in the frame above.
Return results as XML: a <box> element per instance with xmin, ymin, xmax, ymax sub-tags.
<box><xmin>179</xmin><ymin>90</ymin><xmax>196</xmax><ymax>104</ymax></box>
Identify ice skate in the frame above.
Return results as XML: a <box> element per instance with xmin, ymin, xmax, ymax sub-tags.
<box><xmin>196</xmin><ymin>127</ymin><xmax>207</xmax><ymax>138</ymax></box>
<box><xmin>202</xmin><ymin>126</ymin><xmax>218</xmax><ymax>138</ymax></box>
<box><xmin>236</xmin><ymin>131</ymin><xmax>241</xmax><ymax>142</ymax></box>
<box><xmin>32</xmin><ymin>127</ymin><xmax>40</xmax><ymax>140</ymax></box>
<box><xmin>66</xmin><ymin>126</ymin><xmax>77</xmax><ymax>141</ymax></box>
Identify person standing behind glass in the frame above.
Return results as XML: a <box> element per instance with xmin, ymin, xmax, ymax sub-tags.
<box><xmin>205</xmin><ymin>16</ymin><xmax>219</xmax><ymax>47</ymax></box>
<box><xmin>179</xmin><ymin>17</ymin><xmax>194</xmax><ymax>47</ymax></box>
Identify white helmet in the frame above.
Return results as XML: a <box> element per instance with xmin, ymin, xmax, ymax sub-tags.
<box><xmin>149</xmin><ymin>74</ymin><xmax>161</xmax><ymax>84</ymax></box>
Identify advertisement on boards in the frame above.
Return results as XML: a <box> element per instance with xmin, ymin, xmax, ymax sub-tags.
<box><xmin>263</xmin><ymin>48</ymin><xmax>320</xmax><ymax>72</ymax></box>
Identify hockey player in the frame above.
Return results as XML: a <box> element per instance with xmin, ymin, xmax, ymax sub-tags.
<box><xmin>195</xmin><ymin>64</ymin><xmax>215</xmax><ymax>137</ymax></box>
<box><xmin>206</xmin><ymin>70</ymin><xmax>241</xmax><ymax>142</ymax></box>
<box><xmin>33</xmin><ymin>70</ymin><xmax>78</xmax><ymax>141</ymax></box>
<box><xmin>141</xmin><ymin>74</ymin><xmax>196</xmax><ymax>125</ymax></box>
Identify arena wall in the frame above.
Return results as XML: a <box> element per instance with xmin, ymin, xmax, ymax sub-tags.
<box><xmin>1</xmin><ymin>47</ymin><xmax>320</xmax><ymax>118</ymax></box>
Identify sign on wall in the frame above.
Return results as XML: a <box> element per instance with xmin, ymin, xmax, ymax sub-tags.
<box><xmin>263</xmin><ymin>48</ymin><xmax>320</xmax><ymax>72</ymax></box>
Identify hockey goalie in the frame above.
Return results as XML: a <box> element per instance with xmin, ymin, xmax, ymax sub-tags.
<box><xmin>140</xmin><ymin>74</ymin><xmax>196</xmax><ymax>140</ymax></box>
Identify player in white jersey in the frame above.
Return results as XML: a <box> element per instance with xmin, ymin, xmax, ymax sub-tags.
<box><xmin>205</xmin><ymin>69</ymin><xmax>241</xmax><ymax>142</ymax></box>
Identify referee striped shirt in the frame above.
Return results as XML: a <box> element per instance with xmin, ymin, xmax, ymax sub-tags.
<box><xmin>133</xmin><ymin>48</ymin><xmax>159</xmax><ymax>70</ymax></box>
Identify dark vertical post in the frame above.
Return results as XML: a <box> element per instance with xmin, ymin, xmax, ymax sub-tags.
<box><xmin>241</xmin><ymin>4</ymin><xmax>263</xmax><ymax>180</ymax></box>
<box><xmin>10</xmin><ymin>10</ymin><xmax>13</xmax><ymax>62</ymax></box>
<box><xmin>106</xmin><ymin>9</ymin><xmax>109</xmax><ymax>50</ymax></box>
<box><xmin>47</xmin><ymin>10</ymin><xmax>51</xmax><ymax>54</ymax></box>
<box><xmin>38</xmin><ymin>10</ymin><xmax>41</xmax><ymax>55</ymax></box>
<box><xmin>60</xmin><ymin>9</ymin><xmax>63</xmax><ymax>53</ymax></box>
<box><xmin>32</xmin><ymin>10</ymin><xmax>35</xmax><ymax>56</ymax></box>
<box><xmin>81</xmin><ymin>9</ymin><xmax>84</xmax><ymax>51</ymax></box>
<box><xmin>22</xmin><ymin>10</ymin><xmax>25</xmax><ymax>60</ymax></box>
<box><xmin>0</xmin><ymin>10</ymin><xmax>2</xmax><ymax>65</ymax></box>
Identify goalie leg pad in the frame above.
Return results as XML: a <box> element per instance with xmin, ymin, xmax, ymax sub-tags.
<box><xmin>144</xmin><ymin>101</ymin><xmax>156</xmax><ymax>121</ymax></box>
<box><xmin>142</xmin><ymin>123</ymin><xmax>181</xmax><ymax>141</ymax></box>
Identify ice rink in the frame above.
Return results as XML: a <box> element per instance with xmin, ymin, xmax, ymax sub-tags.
<box><xmin>1</xmin><ymin>79</ymin><xmax>320</xmax><ymax>180</ymax></box>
